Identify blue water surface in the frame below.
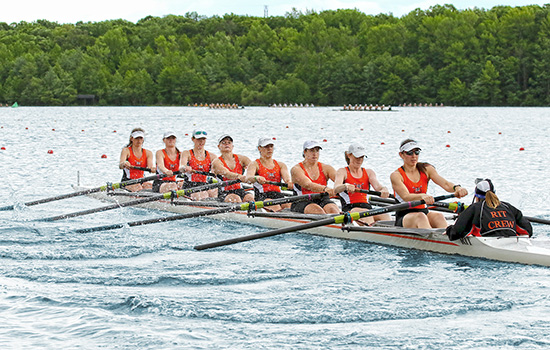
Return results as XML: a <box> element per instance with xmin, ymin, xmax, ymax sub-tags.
<box><xmin>0</xmin><ymin>106</ymin><xmax>550</xmax><ymax>349</ymax></box>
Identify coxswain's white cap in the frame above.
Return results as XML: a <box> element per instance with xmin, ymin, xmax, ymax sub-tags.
<box><xmin>218</xmin><ymin>134</ymin><xmax>233</xmax><ymax>144</ymax></box>
<box><xmin>163</xmin><ymin>131</ymin><xmax>177</xmax><ymax>139</ymax></box>
<box><xmin>399</xmin><ymin>140</ymin><xmax>421</xmax><ymax>152</ymax></box>
<box><xmin>131</xmin><ymin>130</ymin><xmax>145</xmax><ymax>139</ymax></box>
<box><xmin>303</xmin><ymin>140</ymin><xmax>323</xmax><ymax>150</ymax></box>
<box><xmin>192</xmin><ymin>129</ymin><xmax>208</xmax><ymax>139</ymax></box>
<box><xmin>475</xmin><ymin>178</ymin><xmax>495</xmax><ymax>198</ymax></box>
<box><xmin>347</xmin><ymin>143</ymin><xmax>368</xmax><ymax>158</ymax></box>
<box><xmin>258</xmin><ymin>137</ymin><xmax>275</xmax><ymax>147</ymax></box>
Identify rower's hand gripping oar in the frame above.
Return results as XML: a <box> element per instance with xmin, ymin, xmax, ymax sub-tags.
<box><xmin>38</xmin><ymin>178</ymin><xmax>234</xmax><ymax>222</ymax></box>
<box><xmin>194</xmin><ymin>194</ymin><xmax>456</xmax><ymax>251</ymax></box>
<box><xmin>0</xmin><ymin>172</ymin><xmax>180</xmax><ymax>211</ymax></box>
<box><xmin>74</xmin><ymin>193</ymin><xmax>326</xmax><ymax>233</ymax></box>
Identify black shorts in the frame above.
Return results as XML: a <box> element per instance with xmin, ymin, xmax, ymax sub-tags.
<box><xmin>341</xmin><ymin>202</ymin><xmax>373</xmax><ymax>212</ymax></box>
<box><xmin>395</xmin><ymin>208</ymin><xmax>429</xmax><ymax>227</ymax></box>
<box><xmin>291</xmin><ymin>197</ymin><xmax>336</xmax><ymax>213</ymax></box>
<box><xmin>218</xmin><ymin>188</ymin><xmax>250</xmax><ymax>201</ymax></box>
<box><xmin>254</xmin><ymin>190</ymin><xmax>286</xmax><ymax>202</ymax></box>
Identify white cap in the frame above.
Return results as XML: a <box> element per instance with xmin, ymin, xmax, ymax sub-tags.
<box><xmin>303</xmin><ymin>140</ymin><xmax>323</xmax><ymax>150</ymax></box>
<box><xmin>131</xmin><ymin>130</ymin><xmax>145</xmax><ymax>138</ymax></box>
<box><xmin>347</xmin><ymin>143</ymin><xmax>368</xmax><ymax>158</ymax></box>
<box><xmin>192</xmin><ymin>129</ymin><xmax>208</xmax><ymax>139</ymax></box>
<box><xmin>163</xmin><ymin>131</ymin><xmax>177</xmax><ymax>139</ymax></box>
<box><xmin>258</xmin><ymin>137</ymin><xmax>275</xmax><ymax>147</ymax></box>
<box><xmin>218</xmin><ymin>134</ymin><xmax>233</xmax><ymax>144</ymax></box>
<box><xmin>399</xmin><ymin>140</ymin><xmax>421</xmax><ymax>152</ymax></box>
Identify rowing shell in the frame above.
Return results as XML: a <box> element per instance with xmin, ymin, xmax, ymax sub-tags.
<box><xmin>74</xmin><ymin>186</ymin><xmax>550</xmax><ymax>267</ymax></box>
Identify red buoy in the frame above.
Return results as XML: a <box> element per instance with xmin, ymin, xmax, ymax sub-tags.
<box><xmin>360</xmin><ymin>128</ymin><xmax>364</xmax><ymax>131</ymax></box>
<box><xmin>272</xmin><ymin>137</ymin><xmax>276</xmax><ymax>140</ymax></box>
<box><xmin>322</xmin><ymin>139</ymin><xmax>327</xmax><ymax>142</ymax></box>
<box><xmin>82</xmin><ymin>129</ymin><xmax>85</xmax><ymax>132</ymax></box>
<box><xmin>52</xmin><ymin>128</ymin><xmax>55</xmax><ymax>131</ymax></box>
<box><xmin>519</xmin><ymin>147</ymin><xmax>525</xmax><ymax>151</ymax></box>
<box><xmin>446</xmin><ymin>144</ymin><xmax>450</xmax><ymax>148</ymax></box>
<box><xmin>381</xmin><ymin>142</ymin><xmax>385</xmax><ymax>145</ymax></box>
<box><xmin>101</xmin><ymin>154</ymin><xmax>107</xmax><ymax>158</ymax></box>
<box><xmin>25</xmin><ymin>127</ymin><xmax>28</xmax><ymax>130</ymax></box>
<box><xmin>447</xmin><ymin>131</ymin><xmax>451</xmax><ymax>133</ymax></box>
<box><xmin>498</xmin><ymin>132</ymin><xmax>502</xmax><ymax>135</ymax></box>
<box><xmin>47</xmin><ymin>150</ymin><xmax>53</xmax><ymax>154</ymax></box>
<box><xmin>401</xmin><ymin>129</ymin><xmax>405</xmax><ymax>132</ymax></box>
<box><xmin>1</xmin><ymin>147</ymin><xmax>5</xmax><ymax>150</ymax></box>
<box><xmin>286</xmin><ymin>126</ymin><xmax>289</xmax><ymax>128</ymax></box>
<box><xmin>185</xmin><ymin>133</ymin><xmax>188</xmax><ymax>136</ymax></box>
<box><xmin>113</xmin><ymin>130</ymin><xmax>117</xmax><ymax>133</ymax></box>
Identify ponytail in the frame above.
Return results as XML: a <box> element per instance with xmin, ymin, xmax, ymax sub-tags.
<box><xmin>485</xmin><ymin>191</ymin><xmax>500</xmax><ymax>209</ymax></box>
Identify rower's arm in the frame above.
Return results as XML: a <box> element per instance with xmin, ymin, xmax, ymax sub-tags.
<box><xmin>146</xmin><ymin>150</ymin><xmax>156</xmax><ymax>174</ymax></box>
<box><xmin>279</xmin><ymin>162</ymin><xmax>293</xmax><ymax>189</ymax></box>
<box><xmin>446</xmin><ymin>204</ymin><xmax>476</xmax><ymax>240</ymax></box>
<box><xmin>428</xmin><ymin>166</ymin><xmax>468</xmax><ymax>198</ymax></box>
<box><xmin>119</xmin><ymin>148</ymin><xmax>130</xmax><ymax>169</ymax></box>
<box><xmin>366</xmin><ymin>169</ymin><xmax>390</xmax><ymax>198</ymax></box>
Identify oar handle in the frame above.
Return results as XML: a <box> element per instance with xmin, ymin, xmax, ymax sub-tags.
<box><xmin>357</xmin><ymin>189</ymin><xmax>396</xmax><ymax>200</ymax></box>
<box><xmin>131</xmin><ymin>166</ymin><xmax>152</xmax><ymax>172</ymax></box>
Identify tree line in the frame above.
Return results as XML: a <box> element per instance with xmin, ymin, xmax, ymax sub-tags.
<box><xmin>1</xmin><ymin>4</ymin><xmax>550</xmax><ymax>106</ymax></box>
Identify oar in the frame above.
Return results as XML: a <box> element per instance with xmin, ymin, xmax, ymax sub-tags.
<box><xmin>74</xmin><ymin>193</ymin><xmax>326</xmax><ymax>233</ymax></box>
<box><xmin>194</xmin><ymin>194</ymin><xmax>456</xmax><ymax>250</ymax></box>
<box><xmin>39</xmin><ymin>179</ymin><xmax>237</xmax><ymax>222</ymax></box>
<box><xmin>356</xmin><ymin>189</ymin><xmax>398</xmax><ymax>202</ymax></box>
<box><xmin>431</xmin><ymin>202</ymin><xmax>550</xmax><ymax>225</ymax></box>
<box><xmin>0</xmin><ymin>172</ymin><xmax>178</xmax><ymax>211</ymax></box>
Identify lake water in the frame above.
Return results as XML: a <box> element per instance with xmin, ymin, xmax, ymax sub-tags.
<box><xmin>0</xmin><ymin>106</ymin><xmax>550</xmax><ymax>349</ymax></box>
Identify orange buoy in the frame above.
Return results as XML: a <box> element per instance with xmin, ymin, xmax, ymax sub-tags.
<box><xmin>47</xmin><ymin>150</ymin><xmax>53</xmax><ymax>154</ymax></box>
<box><xmin>101</xmin><ymin>154</ymin><xmax>107</xmax><ymax>158</ymax></box>
<box><xmin>447</xmin><ymin>131</ymin><xmax>451</xmax><ymax>133</ymax></box>
<box><xmin>401</xmin><ymin>129</ymin><xmax>405</xmax><ymax>132</ymax></box>
<box><xmin>286</xmin><ymin>126</ymin><xmax>289</xmax><ymax>128</ymax></box>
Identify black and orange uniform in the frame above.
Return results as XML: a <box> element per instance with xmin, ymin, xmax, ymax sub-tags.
<box><xmin>218</xmin><ymin>154</ymin><xmax>247</xmax><ymax>201</ymax></box>
<box><xmin>183</xmin><ymin>149</ymin><xmax>212</xmax><ymax>188</ymax></box>
<box><xmin>338</xmin><ymin>167</ymin><xmax>373</xmax><ymax>212</ymax></box>
<box><xmin>394</xmin><ymin>166</ymin><xmax>429</xmax><ymax>226</ymax></box>
<box><xmin>153</xmin><ymin>150</ymin><xmax>180</xmax><ymax>192</ymax></box>
<box><xmin>121</xmin><ymin>147</ymin><xmax>148</xmax><ymax>182</ymax></box>
<box><xmin>446</xmin><ymin>201</ymin><xmax>532</xmax><ymax>240</ymax></box>
<box><xmin>253</xmin><ymin>159</ymin><xmax>285</xmax><ymax>201</ymax></box>
<box><xmin>291</xmin><ymin>162</ymin><xmax>333</xmax><ymax>213</ymax></box>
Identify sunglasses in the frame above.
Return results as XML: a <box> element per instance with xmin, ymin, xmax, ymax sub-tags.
<box><xmin>404</xmin><ymin>150</ymin><xmax>420</xmax><ymax>156</ymax></box>
<box><xmin>193</xmin><ymin>131</ymin><xmax>207</xmax><ymax>136</ymax></box>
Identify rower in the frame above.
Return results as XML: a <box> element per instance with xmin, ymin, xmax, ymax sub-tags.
<box><xmin>212</xmin><ymin>134</ymin><xmax>253</xmax><ymax>203</ymax></box>
<box><xmin>334</xmin><ymin>143</ymin><xmax>391</xmax><ymax>225</ymax></box>
<box><xmin>246</xmin><ymin>137</ymin><xmax>294</xmax><ymax>212</ymax></box>
<box><xmin>390</xmin><ymin>139</ymin><xmax>468</xmax><ymax>228</ymax></box>
<box><xmin>180</xmin><ymin>129</ymin><xmax>218</xmax><ymax>200</ymax></box>
<box><xmin>119</xmin><ymin>128</ymin><xmax>156</xmax><ymax>192</ymax></box>
<box><xmin>446</xmin><ymin>179</ymin><xmax>532</xmax><ymax>239</ymax></box>
<box><xmin>153</xmin><ymin>131</ymin><xmax>181</xmax><ymax>193</ymax></box>
<box><xmin>290</xmin><ymin>141</ymin><xmax>340</xmax><ymax>214</ymax></box>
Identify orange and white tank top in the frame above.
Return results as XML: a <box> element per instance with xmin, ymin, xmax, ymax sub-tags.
<box><xmin>253</xmin><ymin>159</ymin><xmax>281</xmax><ymax>193</ymax></box>
<box><xmin>161</xmin><ymin>149</ymin><xmax>180</xmax><ymax>182</ymax></box>
<box><xmin>395</xmin><ymin>167</ymin><xmax>428</xmax><ymax>209</ymax></box>
<box><xmin>124</xmin><ymin>146</ymin><xmax>148</xmax><ymax>179</ymax></box>
<box><xmin>339</xmin><ymin>167</ymin><xmax>369</xmax><ymax>205</ymax></box>
<box><xmin>294</xmin><ymin>162</ymin><xmax>327</xmax><ymax>195</ymax></box>
<box><xmin>219</xmin><ymin>154</ymin><xmax>243</xmax><ymax>191</ymax></box>
<box><xmin>187</xmin><ymin>149</ymin><xmax>211</xmax><ymax>182</ymax></box>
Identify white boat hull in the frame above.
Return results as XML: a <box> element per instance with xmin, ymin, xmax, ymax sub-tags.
<box><xmin>76</xmin><ymin>187</ymin><xmax>550</xmax><ymax>267</ymax></box>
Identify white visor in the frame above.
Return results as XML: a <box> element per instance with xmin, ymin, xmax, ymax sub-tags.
<box><xmin>400</xmin><ymin>140</ymin><xmax>421</xmax><ymax>152</ymax></box>
<box><xmin>131</xmin><ymin>130</ymin><xmax>145</xmax><ymax>138</ymax></box>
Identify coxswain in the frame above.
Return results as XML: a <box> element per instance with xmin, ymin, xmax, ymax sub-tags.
<box><xmin>390</xmin><ymin>139</ymin><xmax>468</xmax><ymax>228</ymax></box>
<box><xmin>180</xmin><ymin>129</ymin><xmax>218</xmax><ymax>200</ymax></box>
<box><xmin>211</xmin><ymin>134</ymin><xmax>253</xmax><ymax>203</ymax></box>
<box><xmin>446</xmin><ymin>179</ymin><xmax>532</xmax><ymax>239</ymax></box>
<box><xmin>290</xmin><ymin>141</ymin><xmax>340</xmax><ymax>214</ymax></box>
<box><xmin>246</xmin><ymin>137</ymin><xmax>294</xmax><ymax>212</ymax></box>
<box><xmin>119</xmin><ymin>128</ymin><xmax>156</xmax><ymax>192</ymax></box>
<box><xmin>334</xmin><ymin>143</ymin><xmax>391</xmax><ymax>225</ymax></box>
<box><xmin>153</xmin><ymin>131</ymin><xmax>181</xmax><ymax>193</ymax></box>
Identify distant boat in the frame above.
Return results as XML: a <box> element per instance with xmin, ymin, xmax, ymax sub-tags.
<box><xmin>12</xmin><ymin>102</ymin><xmax>18</xmax><ymax>108</ymax></box>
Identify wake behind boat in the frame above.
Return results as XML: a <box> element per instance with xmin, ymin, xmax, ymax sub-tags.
<box><xmin>73</xmin><ymin>186</ymin><xmax>550</xmax><ymax>267</ymax></box>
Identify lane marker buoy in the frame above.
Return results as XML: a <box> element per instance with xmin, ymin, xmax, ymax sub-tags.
<box><xmin>101</xmin><ymin>154</ymin><xmax>107</xmax><ymax>158</ymax></box>
<box><xmin>47</xmin><ymin>150</ymin><xmax>53</xmax><ymax>154</ymax></box>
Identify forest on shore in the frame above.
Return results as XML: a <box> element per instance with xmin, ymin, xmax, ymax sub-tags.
<box><xmin>1</xmin><ymin>4</ymin><xmax>550</xmax><ymax>106</ymax></box>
